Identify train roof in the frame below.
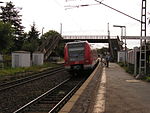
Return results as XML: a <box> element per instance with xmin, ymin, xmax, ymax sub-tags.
<box><xmin>65</xmin><ymin>41</ymin><xmax>97</xmax><ymax>50</ymax></box>
<box><xmin>66</xmin><ymin>40</ymin><xmax>89</xmax><ymax>45</ymax></box>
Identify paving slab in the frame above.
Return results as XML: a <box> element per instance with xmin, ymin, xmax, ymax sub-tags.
<box><xmin>104</xmin><ymin>63</ymin><xmax>150</xmax><ymax>113</ymax></box>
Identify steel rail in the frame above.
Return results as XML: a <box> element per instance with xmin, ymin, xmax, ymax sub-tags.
<box><xmin>0</xmin><ymin>66</ymin><xmax>65</xmax><ymax>92</ymax></box>
<box><xmin>13</xmin><ymin>78</ymin><xmax>71</xmax><ymax>113</ymax></box>
<box><xmin>13</xmin><ymin>77</ymin><xmax>86</xmax><ymax>113</ymax></box>
<box><xmin>49</xmin><ymin>78</ymin><xmax>84</xmax><ymax>113</ymax></box>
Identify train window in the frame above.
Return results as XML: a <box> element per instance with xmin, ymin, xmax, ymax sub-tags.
<box><xmin>69</xmin><ymin>50</ymin><xmax>84</xmax><ymax>61</ymax></box>
<box><xmin>67</xmin><ymin>42</ymin><xmax>85</xmax><ymax>61</ymax></box>
<box><xmin>68</xmin><ymin>43</ymin><xmax>84</xmax><ymax>48</ymax></box>
<box><xmin>68</xmin><ymin>47</ymin><xmax>84</xmax><ymax>51</ymax></box>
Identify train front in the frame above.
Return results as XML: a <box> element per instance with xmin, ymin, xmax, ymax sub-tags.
<box><xmin>64</xmin><ymin>41</ymin><xmax>92</xmax><ymax>74</ymax></box>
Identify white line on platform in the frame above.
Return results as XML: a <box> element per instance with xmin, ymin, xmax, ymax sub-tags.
<box><xmin>93</xmin><ymin>67</ymin><xmax>106</xmax><ymax>113</ymax></box>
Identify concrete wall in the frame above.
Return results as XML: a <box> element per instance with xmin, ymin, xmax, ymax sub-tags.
<box><xmin>117</xmin><ymin>51</ymin><xmax>125</xmax><ymax>63</ymax></box>
<box><xmin>12</xmin><ymin>51</ymin><xmax>31</xmax><ymax>68</ymax></box>
<box><xmin>127</xmin><ymin>47</ymin><xmax>139</xmax><ymax>64</ymax></box>
<box><xmin>127</xmin><ymin>50</ymin><xmax>134</xmax><ymax>64</ymax></box>
<box><xmin>32</xmin><ymin>52</ymin><xmax>44</xmax><ymax>65</ymax></box>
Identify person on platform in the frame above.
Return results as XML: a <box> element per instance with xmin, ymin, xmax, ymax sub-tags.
<box><xmin>105</xmin><ymin>54</ymin><xmax>110</xmax><ymax>67</ymax></box>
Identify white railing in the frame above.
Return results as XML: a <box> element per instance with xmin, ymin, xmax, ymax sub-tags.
<box><xmin>63</xmin><ymin>35</ymin><xmax>117</xmax><ymax>39</ymax></box>
<box><xmin>121</xmin><ymin>36</ymin><xmax>150</xmax><ymax>39</ymax></box>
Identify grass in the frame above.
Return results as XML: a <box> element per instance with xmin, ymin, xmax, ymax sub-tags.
<box><xmin>141</xmin><ymin>76</ymin><xmax>150</xmax><ymax>82</ymax></box>
<box><xmin>0</xmin><ymin>62</ymin><xmax>58</xmax><ymax>76</ymax></box>
<box><xmin>118</xmin><ymin>62</ymin><xmax>150</xmax><ymax>82</ymax></box>
<box><xmin>117</xmin><ymin>62</ymin><xmax>125</xmax><ymax>67</ymax></box>
<box><xmin>117</xmin><ymin>62</ymin><xmax>134</xmax><ymax>74</ymax></box>
<box><xmin>145</xmin><ymin>76</ymin><xmax>150</xmax><ymax>82</ymax></box>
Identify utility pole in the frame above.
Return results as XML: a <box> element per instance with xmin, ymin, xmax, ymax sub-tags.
<box><xmin>107</xmin><ymin>23</ymin><xmax>113</xmax><ymax>58</ymax></box>
<box><xmin>139</xmin><ymin>0</ymin><xmax>147</xmax><ymax>76</ymax></box>
<box><xmin>113</xmin><ymin>25</ymin><xmax>126</xmax><ymax>64</ymax></box>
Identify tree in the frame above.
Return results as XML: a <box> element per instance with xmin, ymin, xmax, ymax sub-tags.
<box><xmin>0</xmin><ymin>1</ymin><xmax>24</xmax><ymax>51</ymax></box>
<box><xmin>22</xmin><ymin>23</ymin><xmax>40</xmax><ymax>53</ymax></box>
<box><xmin>28</xmin><ymin>22</ymin><xmax>40</xmax><ymax>41</ymax></box>
<box><xmin>41</xmin><ymin>30</ymin><xmax>63</xmax><ymax>56</ymax></box>
<box><xmin>55</xmin><ymin>42</ymin><xmax>65</xmax><ymax>57</ymax></box>
<box><xmin>97</xmin><ymin>47</ymin><xmax>109</xmax><ymax>56</ymax></box>
<box><xmin>0</xmin><ymin>21</ymin><xmax>14</xmax><ymax>53</ymax></box>
<box><xmin>41</xmin><ymin>30</ymin><xmax>61</xmax><ymax>40</ymax></box>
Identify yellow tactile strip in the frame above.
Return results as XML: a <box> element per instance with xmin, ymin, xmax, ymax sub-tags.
<box><xmin>92</xmin><ymin>67</ymin><xmax>106</xmax><ymax>113</ymax></box>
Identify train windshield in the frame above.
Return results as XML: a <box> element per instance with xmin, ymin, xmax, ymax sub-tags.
<box><xmin>68</xmin><ymin>42</ymin><xmax>85</xmax><ymax>61</ymax></box>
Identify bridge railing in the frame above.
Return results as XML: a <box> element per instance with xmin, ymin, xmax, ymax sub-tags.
<box><xmin>121</xmin><ymin>36</ymin><xmax>150</xmax><ymax>40</ymax></box>
<box><xmin>63</xmin><ymin>35</ymin><xmax>117</xmax><ymax>39</ymax></box>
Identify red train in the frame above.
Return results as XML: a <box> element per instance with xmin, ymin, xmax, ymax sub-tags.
<box><xmin>64</xmin><ymin>41</ymin><xmax>99</xmax><ymax>74</ymax></box>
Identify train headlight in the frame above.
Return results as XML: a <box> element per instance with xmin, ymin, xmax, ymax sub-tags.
<box><xmin>85</xmin><ymin>60</ymin><xmax>89</xmax><ymax>63</ymax></box>
<box><xmin>65</xmin><ymin>61</ymin><xmax>69</xmax><ymax>64</ymax></box>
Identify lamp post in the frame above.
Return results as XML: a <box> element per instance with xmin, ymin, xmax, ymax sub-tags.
<box><xmin>60</xmin><ymin>23</ymin><xmax>62</xmax><ymax>35</ymax></box>
<box><xmin>113</xmin><ymin>25</ymin><xmax>127</xmax><ymax>64</ymax></box>
<box><xmin>42</xmin><ymin>27</ymin><xmax>44</xmax><ymax>36</ymax></box>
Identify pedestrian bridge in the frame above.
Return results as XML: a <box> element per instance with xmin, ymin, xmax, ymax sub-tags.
<box><xmin>62</xmin><ymin>35</ymin><xmax>118</xmax><ymax>43</ymax></box>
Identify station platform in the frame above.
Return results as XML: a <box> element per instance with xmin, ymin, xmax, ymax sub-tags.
<box><xmin>58</xmin><ymin>62</ymin><xmax>103</xmax><ymax>113</ymax></box>
<box><xmin>59</xmin><ymin>63</ymin><xmax>150</xmax><ymax>113</ymax></box>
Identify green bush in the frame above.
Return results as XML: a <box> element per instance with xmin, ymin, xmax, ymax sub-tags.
<box><xmin>125</xmin><ymin>63</ymin><xmax>134</xmax><ymax>74</ymax></box>
<box><xmin>144</xmin><ymin>76</ymin><xmax>150</xmax><ymax>82</ymax></box>
<box><xmin>117</xmin><ymin>62</ymin><xmax>134</xmax><ymax>74</ymax></box>
<box><xmin>117</xmin><ymin>62</ymin><xmax>125</xmax><ymax>67</ymax></box>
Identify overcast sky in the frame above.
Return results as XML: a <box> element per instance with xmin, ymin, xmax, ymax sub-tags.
<box><xmin>3</xmin><ymin>0</ymin><xmax>150</xmax><ymax>48</ymax></box>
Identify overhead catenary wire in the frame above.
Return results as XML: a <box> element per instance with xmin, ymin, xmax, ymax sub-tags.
<box><xmin>94</xmin><ymin>0</ymin><xmax>141</xmax><ymax>23</ymax></box>
<box><xmin>65</xmin><ymin>0</ymin><xmax>141</xmax><ymax>23</ymax></box>
<box><xmin>65</xmin><ymin>3</ymin><xmax>100</xmax><ymax>10</ymax></box>
<box><xmin>65</xmin><ymin>0</ymin><xmax>104</xmax><ymax>10</ymax></box>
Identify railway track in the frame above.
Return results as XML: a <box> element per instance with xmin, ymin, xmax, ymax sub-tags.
<box><xmin>0</xmin><ymin>66</ymin><xmax>65</xmax><ymax>92</ymax></box>
<box><xmin>13</xmin><ymin>76</ymin><xmax>86</xmax><ymax>113</ymax></box>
